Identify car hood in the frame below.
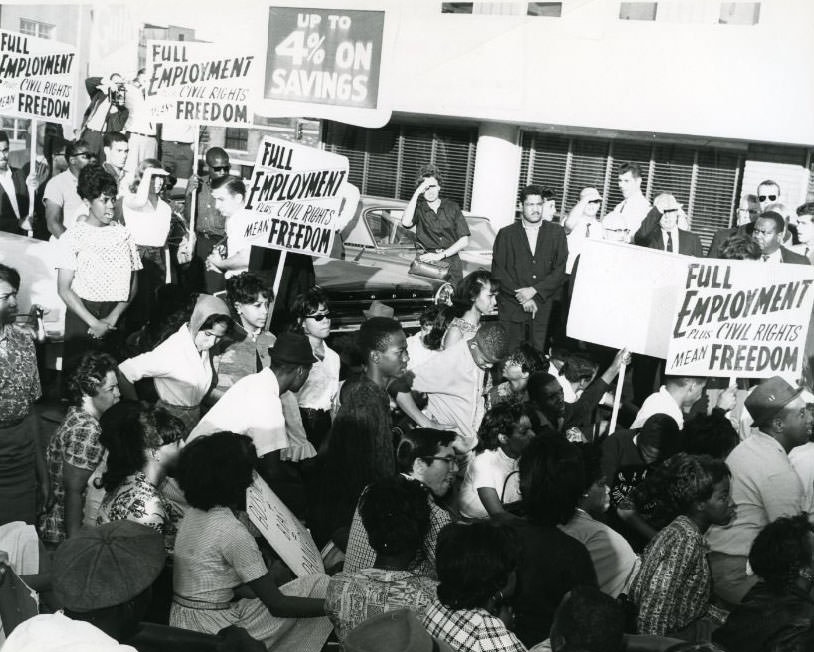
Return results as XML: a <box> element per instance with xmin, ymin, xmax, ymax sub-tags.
<box><xmin>314</xmin><ymin>257</ymin><xmax>437</xmax><ymax>293</ymax></box>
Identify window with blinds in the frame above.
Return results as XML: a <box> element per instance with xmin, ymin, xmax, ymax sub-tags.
<box><xmin>324</xmin><ymin>122</ymin><xmax>478</xmax><ymax>210</ymax></box>
<box><xmin>518</xmin><ymin>133</ymin><xmax>743</xmax><ymax>248</ymax></box>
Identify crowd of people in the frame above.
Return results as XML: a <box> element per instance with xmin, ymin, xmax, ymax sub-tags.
<box><xmin>1</xmin><ymin>107</ymin><xmax>814</xmax><ymax>652</ymax></box>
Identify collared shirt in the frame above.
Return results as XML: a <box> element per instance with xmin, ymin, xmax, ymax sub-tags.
<box><xmin>708</xmin><ymin>431</ymin><xmax>804</xmax><ymax>557</ymax></box>
<box><xmin>413</xmin><ymin>198</ymin><xmax>470</xmax><ymax>252</ymax></box>
<box><xmin>565</xmin><ymin>219</ymin><xmax>604</xmax><ymax>273</ymax></box>
<box><xmin>631</xmin><ymin>386</ymin><xmax>684</xmax><ymax>429</ymax></box>
<box><xmin>790</xmin><ymin>242</ymin><xmax>814</xmax><ymax>264</ymax></box>
<box><xmin>40</xmin><ymin>407</ymin><xmax>104</xmax><ymax>544</ymax></box>
<box><xmin>119</xmin><ymin>324</ymin><xmax>213</xmax><ymax>407</ymax></box>
<box><xmin>326</xmin><ymin>568</ymin><xmax>437</xmax><ymax>640</ymax></box>
<box><xmin>187</xmin><ymin>367</ymin><xmax>287</xmax><ymax>457</ymax></box>
<box><xmin>56</xmin><ymin>222</ymin><xmax>142</xmax><ymax>302</ymax></box>
<box><xmin>661</xmin><ymin>228</ymin><xmax>679</xmax><ymax>252</ymax></box>
<box><xmin>43</xmin><ymin>170</ymin><xmax>85</xmax><ymax>231</ymax></box>
<box><xmin>344</xmin><ymin>479</ymin><xmax>452</xmax><ymax>580</ymax></box>
<box><xmin>194</xmin><ymin>181</ymin><xmax>225</xmax><ymax>236</ymax></box>
<box><xmin>761</xmin><ymin>248</ymin><xmax>783</xmax><ymax>263</ymax></box>
<box><xmin>603</xmin><ymin>193</ymin><xmax>652</xmax><ymax>241</ymax></box>
<box><xmin>523</xmin><ymin>223</ymin><xmax>541</xmax><ymax>256</ymax></box>
<box><xmin>631</xmin><ymin>515</ymin><xmax>718</xmax><ymax>636</ymax></box>
<box><xmin>411</xmin><ymin>340</ymin><xmax>487</xmax><ymax>454</ymax></box>
<box><xmin>0</xmin><ymin>168</ymin><xmax>20</xmax><ymax>218</ymax></box>
<box><xmin>458</xmin><ymin>448</ymin><xmax>520</xmax><ymax>520</ymax></box>
<box><xmin>423</xmin><ymin>601</ymin><xmax>526</xmax><ymax>652</ymax></box>
<box><xmin>295</xmin><ymin>344</ymin><xmax>339</xmax><ymax>411</ymax></box>
<box><xmin>0</xmin><ymin>324</ymin><xmax>41</xmax><ymax>422</ymax></box>
<box><xmin>559</xmin><ymin>509</ymin><xmax>639</xmax><ymax>598</ymax></box>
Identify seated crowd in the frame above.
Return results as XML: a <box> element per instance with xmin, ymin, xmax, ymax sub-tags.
<box><xmin>2</xmin><ymin>147</ymin><xmax>814</xmax><ymax>652</ymax></box>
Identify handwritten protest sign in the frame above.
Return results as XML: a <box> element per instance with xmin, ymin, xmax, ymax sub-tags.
<box><xmin>259</xmin><ymin>6</ymin><xmax>392</xmax><ymax>128</ymax></box>
<box><xmin>145</xmin><ymin>40</ymin><xmax>260</xmax><ymax>126</ymax></box>
<box><xmin>568</xmin><ymin>239</ymin><xmax>688</xmax><ymax>358</ymax></box>
<box><xmin>246</xmin><ymin>473</ymin><xmax>324</xmax><ymax>577</ymax></box>
<box><xmin>0</xmin><ymin>30</ymin><xmax>76</xmax><ymax>124</ymax></box>
<box><xmin>666</xmin><ymin>260</ymin><xmax>814</xmax><ymax>379</ymax></box>
<box><xmin>227</xmin><ymin>135</ymin><xmax>350</xmax><ymax>257</ymax></box>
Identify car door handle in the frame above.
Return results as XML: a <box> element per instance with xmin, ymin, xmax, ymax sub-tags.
<box><xmin>353</xmin><ymin>246</ymin><xmax>366</xmax><ymax>262</ymax></box>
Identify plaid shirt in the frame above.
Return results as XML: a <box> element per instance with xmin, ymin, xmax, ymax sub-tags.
<box><xmin>423</xmin><ymin>600</ymin><xmax>526</xmax><ymax>652</ymax></box>
<box><xmin>0</xmin><ymin>324</ymin><xmax>41</xmax><ymax>423</ymax></box>
<box><xmin>343</xmin><ymin>477</ymin><xmax>452</xmax><ymax>580</ymax></box>
<box><xmin>40</xmin><ymin>407</ymin><xmax>104</xmax><ymax>544</ymax></box>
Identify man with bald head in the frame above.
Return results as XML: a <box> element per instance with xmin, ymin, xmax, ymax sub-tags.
<box><xmin>186</xmin><ymin>146</ymin><xmax>232</xmax><ymax>292</ymax></box>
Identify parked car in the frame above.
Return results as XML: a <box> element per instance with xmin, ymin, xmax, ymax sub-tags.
<box><xmin>316</xmin><ymin>195</ymin><xmax>495</xmax><ymax>330</ymax></box>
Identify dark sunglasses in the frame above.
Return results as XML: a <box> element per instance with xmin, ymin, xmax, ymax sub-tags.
<box><xmin>305</xmin><ymin>312</ymin><xmax>330</xmax><ymax>321</ymax></box>
<box><xmin>758</xmin><ymin>194</ymin><xmax>777</xmax><ymax>202</ymax></box>
<box><xmin>588</xmin><ymin>199</ymin><xmax>602</xmax><ymax>204</ymax></box>
<box><xmin>74</xmin><ymin>152</ymin><xmax>92</xmax><ymax>159</ymax></box>
<box><xmin>211</xmin><ymin>165</ymin><xmax>230</xmax><ymax>172</ymax></box>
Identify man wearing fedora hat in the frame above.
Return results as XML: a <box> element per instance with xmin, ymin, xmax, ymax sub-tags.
<box><xmin>188</xmin><ymin>332</ymin><xmax>317</xmax><ymax>488</ymax></box>
<box><xmin>707</xmin><ymin>375</ymin><xmax>811</xmax><ymax>605</ymax></box>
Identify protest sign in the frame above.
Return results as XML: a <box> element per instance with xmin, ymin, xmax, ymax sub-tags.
<box><xmin>0</xmin><ymin>30</ymin><xmax>76</xmax><ymax>124</ymax></box>
<box><xmin>145</xmin><ymin>40</ymin><xmax>260</xmax><ymax>126</ymax></box>
<box><xmin>227</xmin><ymin>135</ymin><xmax>350</xmax><ymax>258</ymax></box>
<box><xmin>568</xmin><ymin>239</ymin><xmax>688</xmax><ymax>358</ymax></box>
<box><xmin>259</xmin><ymin>6</ymin><xmax>392</xmax><ymax>127</ymax></box>
<box><xmin>666</xmin><ymin>260</ymin><xmax>814</xmax><ymax>379</ymax></box>
<box><xmin>246</xmin><ymin>473</ymin><xmax>324</xmax><ymax>577</ymax></box>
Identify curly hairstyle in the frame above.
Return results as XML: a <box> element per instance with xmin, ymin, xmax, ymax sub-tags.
<box><xmin>504</xmin><ymin>343</ymin><xmax>549</xmax><ymax>376</ymax></box>
<box><xmin>664</xmin><ymin>453</ymin><xmax>731</xmax><ymax>515</ymax></box>
<box><xmin>475</xmin><ymin>401</ymin><xmax>529</xmax><ymax>452</ymax></box>
<box><xmin>560</xmin><ymin>355</ymin><xmax>599</xmax><ymax>384</ymax></box>
<box><xmin>421</xmin><ymin>305</ymin><xmax>453</xmax><ymax>352</ymax></box>
<box><xmin>749</xmin><ymin>513</ymin><xmax>814</xmax><ymax>592</ymax></box>
<box><xmin>519</xmin><ymin>436</ymin><xmax>584</xmax><ymax>526</ymax></box>
<box><xmin>683</xmin><ymin>412</ymin><xmax>739</xmax><ymax>459</ymax></box>
<box><xmin>473</xmin><ymin>322</ymin><xmax>508</xmax><ymax>363</ymax></box>
<box><xmin>550</xmin><ymin>586</ymin><xmax>624</xmax><ymax>652</ymax></box>
<box><xmin>451</xmin><ymin>271</ymin><xmax>498</xmax><ymax>317</ymax></box>
<box><xmin>395</xmin><ymin>428</ymin><xmax>456</xmax><ymax>474</ymax></box>
<box><xmin>358</xmin><ymin>317</ymin><xmax>403</xmax><ymax>361</ymax></box>
<box><xmin>436</xmin><ymin>522</ymin><xmax>519</xmax><ymax>610</ymax></box>
<box><xmin>176</xmin><ymin>433</ymin><xmax>258</xmax><ymax>511</ymax></box>
<box><xmin>77</xmin><ymin>163</ymin><xmax>118</xmax><ymax>201</ymax></box>
<box><xmin>68</xmin><ymin>351</ymin><xmax>118</xmax><ymax>406</ymax></box>
<box><xmin>99</xmin><ymin>402</ymin><xmax>185</xmax><ymax>494</ymax></box>
<box><xmin>414</xmin><ymin>163</ymin><xmax>443</xmax><ymax>188</ymax></box>
<box><xmin>288</xmin><ymin>286</ymin><xmax>329</xmax><ymax>333</ymax></box>
<box><xmin>359</xmin><ymin>476</ymin><xmax>431</xmax><ymax>558</ymax></box>
<box><xmin>719</xmin><ymin>234</ymin><xmax>761</xmax><ymax>261</ymax></box>
<box><xmin>226</xmin><ymin>272</ymin><xmax>272</xmax><ymax>312</ymax></box>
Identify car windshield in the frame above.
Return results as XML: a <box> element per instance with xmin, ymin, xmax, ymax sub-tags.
<box><xmin>466</xmin><ymin>218</ymin><xmax>495</xmax><ymax>250</ymax></box>
<box><xmin>367</xmin><ymin>209</ymin><xmax>416</xmax><ymax>248</ymax></box>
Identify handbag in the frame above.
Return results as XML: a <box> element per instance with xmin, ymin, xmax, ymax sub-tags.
<box><xmin>409</xmin><ymin>246</ymin><xmax>451</xmax><ymax>280</ymax></box>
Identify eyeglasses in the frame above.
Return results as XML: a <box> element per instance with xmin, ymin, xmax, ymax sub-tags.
<box><xmin>662</xmin><ymin>208</ymin><xmax>679</xmax><ymax>214</ymax></box>
<box><xmin>423</xmin><ymin>456</ymin><xmax>458</xmax><ymax>468</ymax></box>
<box><xmin>74</xmin><ymin>152</ymin><xmax>92</xmax><ymax>159</ymax></box>
<box><xmin>758</xmin><ymin>194</ymin><xmax>777</xmax><ymax>202</ymax></box>
<box><xmin>587</xmin><ymin>199</ymin><xmax>601</xmax><ymax>204</ymax></box>
<box><xmin>211</xmin><ymin>165</ymin><xmax>230</xmax><ymax>172</ymax></box>
<box><xmin>305</xmin><ymin>312</ymin><xmax>330</xmax><ymax>321</ymax></box>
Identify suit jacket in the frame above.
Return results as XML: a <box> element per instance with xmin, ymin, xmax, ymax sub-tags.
<box><xmin>780</xmin><ymin>247</ymin><xmax>811</xmax><ymax>265</ymax></box>
<box><xmin>0</xmin><ymin>168</ymin><xmax>29</xmax><ymax>235</ymax></box>
<box><xmin>633</xmin><ymin>207</ymin><xmax>703</xmax><ymax>257</ymax></box>
<box><xmin>491</xmin><ymin>220</ymin><xmax>568</xmax><ymax>323</ymax></box>
<box><xmin>707</xmin><ymin>224</ymin><xmax>754</xmax><ymax>258</ymax></box>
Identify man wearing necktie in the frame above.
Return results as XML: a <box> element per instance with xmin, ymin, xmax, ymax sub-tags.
<box><xmin>752</xmin><ymin>211</ymin><xmax>809</xmax><ymax>265</ymax></box>
<box><xmin>630</xmin><ymin>193</ymin><xmax>704</xmax><ymax>406</ymax></box>
<box><xmin>790</xmin><ymin>203</ymin><xmax>814</xmax><ymax>265</ymax></box>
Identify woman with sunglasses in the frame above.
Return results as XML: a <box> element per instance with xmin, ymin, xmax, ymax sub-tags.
<box><xmin>289</xmin><ymin>286</ymin><xmax>340</xmax><ymax>453</ymax></box>
<box><xmin>118</xmin><ymin>158</ymin><xmax>173</xmax><ymax>333</ymax></box>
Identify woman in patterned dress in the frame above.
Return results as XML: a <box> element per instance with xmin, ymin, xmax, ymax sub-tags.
<box><xmin>442</xmin><ymin>271</ymin><xmax>498</xmax><ymax>350</ymax></box>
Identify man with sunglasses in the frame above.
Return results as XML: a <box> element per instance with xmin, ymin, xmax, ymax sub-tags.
<box><xmin>185</xmin><ymin>147</ymin><xmax>232</xmax><ymax>292</ymax></box>
<box><xmin>43</xmin><ymin>139</ymin><xmax>94</xmax><ymax>238</ymax></box>
<box><xmin>757</xmin><ymin>179</ymin><xmax>781</xmax><ymax>213</ymax></box>
<box><xmin>633</xmin><ymin>193</ymin><xmax>703</xmax><ymax>256</ymax></box>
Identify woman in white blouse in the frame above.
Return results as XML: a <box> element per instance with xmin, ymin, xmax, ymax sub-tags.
<box><xmin>118</xmin><ymin>294</ymin><xmax>231</xmax><ymax>434</ymax></box>
<box><xmin>118</xmin><ymin>158</ymin><xmax>173</xmax><ymax>332</ymax></box>
<box><xmin>289</xmin><ymin>286</ymin><xmax>340</xmax><ymax>453</ymax></box>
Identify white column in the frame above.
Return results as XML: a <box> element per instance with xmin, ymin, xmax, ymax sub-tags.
<box><xmin>469</xmin><ymin>122</ymin><xmax>521</xmax><ymax>231</ymax></box>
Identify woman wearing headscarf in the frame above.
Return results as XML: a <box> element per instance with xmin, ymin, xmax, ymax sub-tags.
<box><xmin>118</xmin><ymin>294</ymin><xmax>230</xmax><ymax>433</ymax></box>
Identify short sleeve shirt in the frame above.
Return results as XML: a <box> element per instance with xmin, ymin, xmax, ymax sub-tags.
<box><xmin>56</xmin><ymin>222</ymin><xmax>142</xmax><ymax>302</ymax></box>
<box><xmin>42</xmin><ymin>170</ymin><xmax>85</xmax><ymax>230</ymax></box>
<box><xmin>458</xmin><ymin>448</ymin><xmax>520</xmax><ymax>520</ymax></box>
<box><xmin>40</xmin><ymin>407</ymin><xmax>104</xmax><ymax>543</ymax></box>
<box><xmin>414</xmin><ymin>198</ymin><xmax>470</xmax><ymax>251</ymax></box>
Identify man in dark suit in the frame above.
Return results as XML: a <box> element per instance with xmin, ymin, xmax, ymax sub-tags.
<box><xmin>492</xmin><ymin>184</ymin><xmax>567</xmax><ymax>353</ymax></box>
<box><xmin>708</xmin><ymin>194</ymin><xmax>760</xmax><ymax>258</ymax></box>
<box><xmin>0</xmin><ymin>131</ymin><xmax>33</xmax><ymax>235</ymax></box>
<box><xmin>634</xmin><ymin>193</ymin><xmax>704</xmax><ymax>256</ymax></box>
<box><xmin>753</xmin><ymin>211</ymin><xmax>810</xmax><ymax>265</ymax></box>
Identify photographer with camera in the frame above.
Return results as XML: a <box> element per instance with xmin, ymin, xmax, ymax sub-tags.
<box><xmin>80</xmin><ymin>74</ymin><xmax>129</xmax><ymax>161</ymax></box>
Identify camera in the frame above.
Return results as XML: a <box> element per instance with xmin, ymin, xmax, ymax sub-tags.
<box><xmin>108</xmin><ymin>82</ymin><xmax>126</xmax><ymax>107</ymax></box>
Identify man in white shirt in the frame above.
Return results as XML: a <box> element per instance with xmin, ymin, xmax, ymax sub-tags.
<box><xmin>102</xmin><ymin>132</ymin><xmax>130</xmax><ymax>197</ymax></box>
<box><xmin>188</xmin><ymin>332</ymin><xmax>317</xmax><ymax>487</ymax></box>
<box><xmin>205</xmin><ymin>175</ymin><xmax>252</xmax><ymax>279</ymax></box>
<box><xmin>43</xmin><ymin>139</ymin><xmax>93</xmax><ymax>238</ymax></box>
<box><xmin>601</xmin><ymin>162</ymin><xmax>651</xmax><ymax>243</ymax></box>
<box><xmin>122</xmin><ymin>76</ymin><xmax>157</xmax><ymax>174</ymax></box>
<box><xmin>707</xmin><ymin>376</ymin><xmax>810</xmax><ymax>605</ymax></box>
<box><xmin>790</xmin><ymin>203</ymin><xmax>814</xmax><ymax>264</ymax></box>
<box><xmin>631</xmin><ymin>375</ymin><xmax>707</xmax><ymax>430</ymax></box>
<box><xmin>752</xmin><ymin>211</ymin><xmax>809</xmax><ymax>265</ymax></box>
